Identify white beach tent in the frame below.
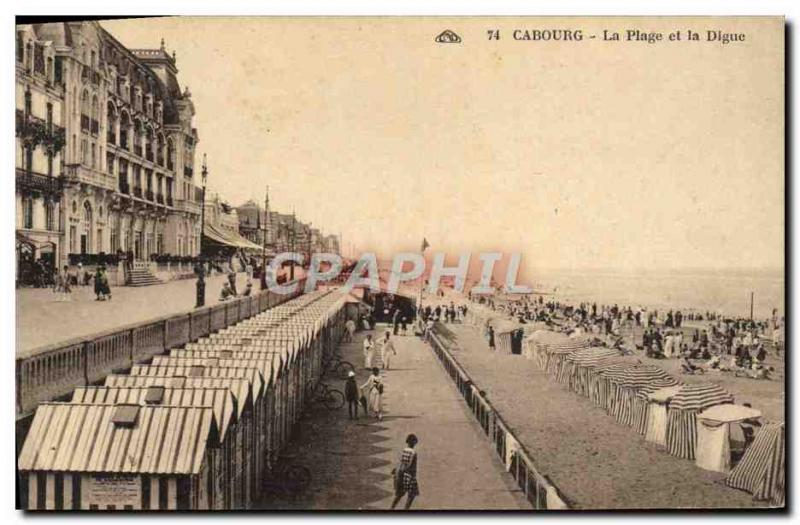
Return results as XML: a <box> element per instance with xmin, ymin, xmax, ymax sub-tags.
<box><xmin>695</xmin><ymin>404</ymin><xmax>762</xmax><ymax>473</ymax></box>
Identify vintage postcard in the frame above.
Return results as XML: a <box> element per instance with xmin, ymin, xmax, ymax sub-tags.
<box><xmin>14</xmin><ymin>16</ymin><xmax>784</xmax><ymax>511</ymax></box>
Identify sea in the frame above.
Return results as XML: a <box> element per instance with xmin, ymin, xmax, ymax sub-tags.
<box><xmin>525</xmin><ymin>267</ymin><xmax>784</xmax><ymax>320</ymax></box>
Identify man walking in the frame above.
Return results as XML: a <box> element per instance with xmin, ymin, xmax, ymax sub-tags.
<box><xmin>345</xmin><ymin>371</ymin><xmax>360</xmax><ymax>419</ymax></box>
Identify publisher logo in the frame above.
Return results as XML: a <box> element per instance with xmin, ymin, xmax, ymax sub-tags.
<box><xmin>435</xmin><ymin>30</ymin><xmax>462</xmax><ymax>44</ymax></box>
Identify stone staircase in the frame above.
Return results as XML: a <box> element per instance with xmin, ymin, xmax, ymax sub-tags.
<box><xmin>127</xmin><ymin>266</ymin><xmax>162</xmax><ymax>287</ymax></box>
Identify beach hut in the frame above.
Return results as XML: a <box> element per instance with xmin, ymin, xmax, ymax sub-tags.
<box><xmin>726</xmin><ymin>422</ymin><xmax>785</xmax><ymax>506</ymax></box>
<box><xmin>130</xmin><ymin>365</ymin><xmax>265</xmax><ymax>508</ymax></box>
<box><xmin>694</xmin><ymin>404</ymin><xmax>762</xmax><ymax>473</ymax></box>
<box><xmin>611</xmin><ymin>366</ymin><xmax>676</xmax><ymax>426</ymax></box>
<box><xmin>18</xmin><ymin>403</ymin><xmax>220</xmax><ymax>510</ymax></box>
<box><xmin>666</xmin><ymin>383</ymin><xmax>735</xmax><ymax>460</ymax></box>
<box><xmin>102</xmin><ymin>374</ymin><xmax>255</xmax><ymax>509</ymax></box>
<box><xmin>631</xmin><ymin>378</ymin><xmax>682</xmax><ymax>435</ymax></box>
<box><xmin>562</xmin><ymin>348</ymin><xmax>622</xmax><ymax>396</ymax></box>
<box><xmin>589</xmin><ymin>362</ymin><xmax>635</xmax><ymax>409</ymax></box>
<box><xmin>643</xmin><ymin>385</ymin><xmax>684</xmax><ymax>446</ymax></box>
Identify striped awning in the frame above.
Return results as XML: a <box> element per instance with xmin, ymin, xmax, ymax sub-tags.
<box><xmin>668</xmin><ymin>383</ymin><xmax>735</xmax><ymax>411</ymax></box>
<box><xmin>727</xmin><ymin>422</ymin><xmax>785</xmax><ymax>504</ymax></box>
<box><xmin>635</xmin><ymin>378</ymin><xmax>683</xmax><ymax>400</ymax></box>
<box><xmin>616</xmin><ymin>365</ymin><xmax>675</xmax><ymax>389</ymax></box>
<box><xmin>565</xmin><ymin>347</ymin><xmax>621</xmax><ymax>364</ymax></box>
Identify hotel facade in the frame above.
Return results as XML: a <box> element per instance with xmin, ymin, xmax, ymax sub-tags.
<box><xmin>15</xmin><ymin>21</ymin><xmax>203</xmax><ymax>283</ymax></box>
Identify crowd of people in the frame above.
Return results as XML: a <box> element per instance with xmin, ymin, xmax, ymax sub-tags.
<box><xmin>50</xmin><ymin>263</ymin><xmax>112</xmax><ymax>302</ymax></box>
<box><xmin>471</xmin><ymin>292</ymin><xmax>784</xmax><ymax>381</ymax></box>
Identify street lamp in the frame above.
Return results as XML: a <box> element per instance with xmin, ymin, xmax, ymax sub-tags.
<box><xmin>195</xmin><ymin>154</ymin><xmax>208</xmax><ymax>308</ymax></box>
<box><xmin>200</xmin><ymin>153</ymin><xmax>208</xmax><ymax>254</ymax></box>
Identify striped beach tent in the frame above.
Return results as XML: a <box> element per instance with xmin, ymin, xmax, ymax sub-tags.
<box><xmin>544</xmin><ymin>338</ymin><xmax>591</xmax><ymax>381</ymax></box>
<box><xmin>563</xmin><ymin>348</ymin><xmax>622</xmax><ymax>396</ymax></box>
<box><xmin>632</xmin><ymin>378</ymin><xmax>682</xmax><ymax>435</ymax></box>
<box><xmin>613</xmin><ymin>366</ymin><xmax>676</xmax><ymax>426</ymax></box>
<box><xmin>593</xmin><ymin>362</ymin><xmax>639</xmax><ymax>413</ymax></box>
<box><xmin>727</xmin><ymin>422</ymin><xmax>785</xmax><ymax>505</ymax></box>
<box><xmin>666</xmin><ymin>383</ymin><xmax>735</xmax><ymax>460</ymax></box>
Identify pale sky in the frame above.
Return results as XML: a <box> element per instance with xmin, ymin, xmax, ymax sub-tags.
<box><xmin>103</xmin><ymin>17</ymin><xmax>784</xmax><ymax>273</ymax></box>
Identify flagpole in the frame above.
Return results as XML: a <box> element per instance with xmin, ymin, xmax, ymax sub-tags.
<box><xmin>417</xmin><ymin>238</ymin><xmax>427</xmax><ymax>321</ymax></box>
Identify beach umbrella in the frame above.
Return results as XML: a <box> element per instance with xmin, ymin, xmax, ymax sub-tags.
<box><xmin>666</xmin><ymin>383</ymin><xmax>735</xmax><ymax>460</ymax></box>
<box><xmin>727</xmin><ymin>422</ymin><xmax>785</xmax><ymax>504</ymax></box>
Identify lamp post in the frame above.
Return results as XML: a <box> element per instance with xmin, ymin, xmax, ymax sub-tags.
<box><xmin>195</xmin><ymin>154</ymin><xmax>208</xmax><ymax>308</ymax></box>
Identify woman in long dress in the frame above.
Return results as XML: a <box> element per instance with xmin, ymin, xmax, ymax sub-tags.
<box><xmin>363</xmin><ymin>335</ymin><xmax>375</xmax><ymax>369</ymax></box>
<box><xmin>391</xmin><ymin>434</ymin><xmax>420</xmax><ymax>510</ymax></box>
<box><xmin>360</xmin><ymin>367</ymin><xmax>383</xmax><ymax>420</ymax></box>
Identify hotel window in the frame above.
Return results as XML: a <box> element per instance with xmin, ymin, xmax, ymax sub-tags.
<box><xmin>45</xmin><ymin>201</ymin><xmax>55</xmax><ymax>231</ymax></box>
<box><xmin>22</xmin><ymin>197</ymin><xmax>33</xmax><ymax>229</ymax></box>
<box><xmin>91</xmin><ymin>143</ymin><xmax>96</xmax><ymax>168</ymax></box>
<box><xmin>81</xmin><ymin>139</ymin><xmax>88</xmax><ymax>165</ymax></box>
<box><xmin>70</xmin><ymin>225</ymin><xmax>76</xmax><ymax>253</ymax></box>
<box><xmin>16</xmin><ymin>32</ymin><xmax>23</xmax><ymax>62</ymax></box>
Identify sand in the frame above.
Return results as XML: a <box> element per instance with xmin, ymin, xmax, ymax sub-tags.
<box><xmin>444</xmin><ymin>324</ymin><xmax>770</xmax><ymax>510</ymax></box>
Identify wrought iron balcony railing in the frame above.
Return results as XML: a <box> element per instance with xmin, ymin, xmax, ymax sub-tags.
<box><xmin>133</xmin><ymin>186</ymin><xmax>143</xmax><ymax>198</ymax></box>
<box><xmin>16</xmin><ymin>168</ymin><xmax>62</xmax><ymax>195</ymax></box>
<box><xmin>156</xmin><ymin>193</ymin><xmax>164</xmax><ymax>205</ymax></box>
<box><xmin>119</xmin><ymin>179</ymin><xmax>130</xmax><ymax>194</ymax></box>
<box><xmin>145</xmin><ymin>189</ymin><xmax>154</xmax><ymax>201</ymax></box>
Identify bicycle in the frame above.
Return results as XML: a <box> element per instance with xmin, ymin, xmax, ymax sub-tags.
<box><xmin>322</xmin><ymin>352</ymin><xmax>355</xmax><ymax>380</ymax></box>
<box><xmin>305</xmin><ymin>380</ymin><xmax>346</xmax><ymax>410</ymax></box>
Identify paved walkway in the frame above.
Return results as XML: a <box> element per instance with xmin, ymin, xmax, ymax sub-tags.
<box><xmin>16</xmin><ymin>273</ymin><xmax>254</xmax><ymax>353</ymax></box>
<box><xmin>258</xmin><ymin>326</ymin><xmax>529</xmax><ymax>510</ymax></box>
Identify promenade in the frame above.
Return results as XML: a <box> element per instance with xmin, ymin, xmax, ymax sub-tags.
<box><xmin>16</xmin><ymin>273</ymin><xmax>253</xmax><ymax>354</ymax></box>
<box><xmin>259</xmin><ymin>326</ymin><xmax>529</xmax><ymax>510</ymax></box>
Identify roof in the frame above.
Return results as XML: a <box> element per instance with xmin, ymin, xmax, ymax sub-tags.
<box><xmin>104</xmin><ymin>374</ymin><xmax>252</xmax><ymax>419</ymax></box>
<box><xmin>698</xmin><ymin>404</ymin><xmax>762</xmax><ymax>423</ymax></box>
<box><xmin>150</xmin><ymin>355</ymin><xmax>275</xmax><ymax>385</ymax></box>
<box><xmin>669</xmin><ymin>383</ymin><xmax>735</xmax><ymax>411</ymax></box>
<box><xmin>18</xmin><ymin>403</ymin><xmax>218</xmax><ymax>475</ymax></box>
<box><xmin>72</xmin><ymin>386</ymin><xmax>237</xmax><ymax>440</ymax></box>
<box><xmin>130</xmin><ymin>365</ymin><xmax>265</xmax><ymax>400</ymax></box>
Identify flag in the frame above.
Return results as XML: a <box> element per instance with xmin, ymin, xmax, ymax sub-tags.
<box><xmin>421</xmin><ymin>237</ymin><xmax>430</xmax><ymax>252</ymax></box>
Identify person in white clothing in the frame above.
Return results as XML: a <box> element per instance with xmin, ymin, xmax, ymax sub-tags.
<box><xmin>381</xmin><ymin>332</ymin><xmax>397</xmax><ymax>370</ymax></box>
<box><xmin>363</xmin><ymin>334</ymin><xmax>375</xmax><ymax>369</ymax></box>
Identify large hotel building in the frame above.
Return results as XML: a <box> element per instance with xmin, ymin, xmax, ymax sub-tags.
<box><xmin>15</xmin><ymin>21</ymin><xmax>203</xmax><ymax>281</ymax></box>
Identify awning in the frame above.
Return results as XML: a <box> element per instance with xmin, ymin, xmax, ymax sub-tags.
<box><xmin>204</xmin><ymin>224</ymin><xmax>262</xmax><ymax>251</ymax></box>
<box><xmin>16</xmin><ymin>232</ymin><xmax>55</xmax><ymax>250</ymax></box>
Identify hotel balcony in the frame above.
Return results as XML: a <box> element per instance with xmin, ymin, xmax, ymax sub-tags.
<box><xmin>133</xmin><ymin>144</ymin><xmax>143</xmax><ymax>156</ymax></box>
<box><xmin>145</xmin><ymin>189</ymin><xmax>154</xmax><ymax>201</ymax></box>
<box><xmin>133</xmin><ymin>186</ymin><xmax>143</xmax><ymax>199</ymax></box>
<box><xmin>64</xmin><ymin>163</ymin><xmax>116</xmax><ymax>192</ymax></box>
<box><xmin>156</xmin><ymin>193</ymin><xmax>165</xmax><ymax>205</ymax></box>
<box><xmin>166</xmin><ymin>196</ymin><xmax>174</xmax><ymax>207</ymax></box>
<box><xmin>119</xmin><ymin>178</ymin><xmax>130</xmax><ymax>195</ymax></box>
<box><xmin>107</xmin><ymin>130</ymin><xmax>116</xmax><ymax>145</ymax></box>
<box><xmin>16</xmin><ymin>168</ymin><xmax>62</xmax><ymax>196</ymax></box>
